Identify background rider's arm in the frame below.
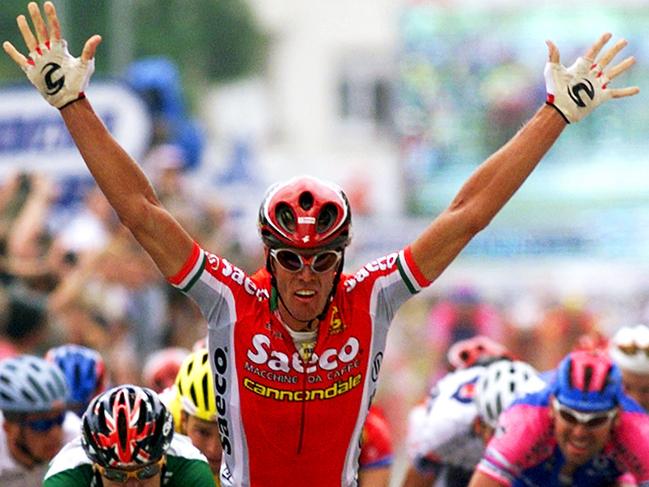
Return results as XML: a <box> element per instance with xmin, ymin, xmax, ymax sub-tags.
<box><xmin>468</xmin><ymin>470</ymin><xmax>509</xmax><ymax>487</ymax></box>
<box><xmin>410</xmin><ymin>105</ymin><xmax>565</xmax><ymax>283</ymax></box>
<box><xmin>60</xmin><ymin>98</ymin><xmax>194</xmax><ymax>277</ymax></box>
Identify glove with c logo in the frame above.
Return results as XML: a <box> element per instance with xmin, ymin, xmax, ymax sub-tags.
<box><xmin>543</xmin><ymin>33</ymin><xmax>639</xmax><ymax>124</ymax></box>
<box><xmin>24</xmin><ymin>38</ymin><xmax>95</xmax><ymax>110</ymax></box>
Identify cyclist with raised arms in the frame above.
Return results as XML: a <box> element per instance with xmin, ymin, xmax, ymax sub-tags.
<box><xmin>3</xmin><ymin>2</ymin><xmax>639</xmax><ymax>485</ymax></box>
<box><xmin>43</xmin><ymin>384</ymin><xmax>214</xmax><ymax>486</ymax></box>
<box><xmin>0</xmin><ymin>354</ymin><xmax>80</xmax><ymax>487</ymax></box>
<box><xmin>609</xmin><ymin>324</ymin><xmax>649</xmax><ymax>411</ymax></box>
<box><xmin>469</xmin><ymin>350</ymin><xmax>649</xmax><ymax>487</ymax></box>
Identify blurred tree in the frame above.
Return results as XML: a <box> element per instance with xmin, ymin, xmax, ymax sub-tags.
<box><xmin>0</xmin><ymin>0</ymin><xmax>266</xmax><ymax>85</ymax></box>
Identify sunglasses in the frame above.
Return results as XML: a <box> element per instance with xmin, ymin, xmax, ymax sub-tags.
<box><xmin>94</xmin><ymin>457</ymin><xmax>165</xmax><ymax>483</ymax></box>
<box><xmin>270</xmin><ymin>248</ymin><xmax>342</xmax><ymax>273</ymax></box>
<box><xmin>615</xmin><ymin>342</ymin><xmax>649</xmax><ymax>357</ymax></box>
<box><xmin>22</xmin><ymin>413</ymin><xmax>66</xmax><ymax>432</ymax></box>
<box><xmin>552</xmin><ymin>398</ymin><xmax>617</xmax><ymax>429</ymax></box>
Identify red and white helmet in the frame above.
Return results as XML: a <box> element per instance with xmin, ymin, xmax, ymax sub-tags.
<box><xmin>447</xmin><ymin>335</ymin><xmax>514</xmax><ymax>371</ymax></box>
<box><xmin>142</xmin><ymin>347</ymin><xmax>190</xmax><ymax>393</ymax></box>
<box><xmin>258</xmin><ymin>176</ymin><xmax>352</xmax><ymax>250</ymax></box>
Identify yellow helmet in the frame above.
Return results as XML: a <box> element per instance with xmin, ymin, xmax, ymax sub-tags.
<box><xmin>175</xmin><ymin>349</ymin><xmax>218</xmax><ymax>422</ymax></box>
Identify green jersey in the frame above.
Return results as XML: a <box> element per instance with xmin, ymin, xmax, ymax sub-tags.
<box><xmin>43</xmin><ymin>434</ymin><xmax>215</xmax><ymax>486</ymax></box>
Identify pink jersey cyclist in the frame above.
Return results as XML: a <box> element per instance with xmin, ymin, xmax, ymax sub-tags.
<box><xmin>169</xmin><ymin>243</ymin><xmax>429</xmax><ymax>486</ymax></box>
<box><xmin>473</xmin><ymin>351</ymin><xmax>649</xmax><ymax>487</ymax></box>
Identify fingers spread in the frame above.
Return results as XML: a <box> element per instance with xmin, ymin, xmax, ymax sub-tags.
<box><xmin>44</xmin><ymin>1</ymin><xmax>61</xmax><ymax>41</ymax></box>
<box><xmin>607</xmin><ymin>56</ymin><xmax>636</xmax><ymax>81</ymax></box>
<box><xmin>609</xmin><ymin>86</ymin><xmax>640</xmax><ymax>99</ymax></box>
<box><xmin>584</xmin><ymin>32</ymin><xmax>612</xmax><ymax>62</ymax></box>
<box><xmin>81</xmin><ymin>34</ymin><xmax>102</xmax><ymax>62</ymax></box>
<box><xmin>546</xmin><ymin>40</ymin><xmax>559</xmax><ymax>63</ymax></box>
<box><xmin>28</xmin><ymin>2</ymin><xmax>48</xmax><ymax>45</ymax></box>
<box><xmin>17</xmin><ymin>14</ymin><xmax>37</xmax><ymax>52</ymax></box>
<box><xmin>3</xmin><ymin>41</ymin><xmax>29</xmax><ymax>68</ymax></box>
<box><xmin>597</xmin><ymin>39</ymin><xmax>628</xmax><ymax>69</ymax></box>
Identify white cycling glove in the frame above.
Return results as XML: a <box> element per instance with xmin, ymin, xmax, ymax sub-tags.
<box><xmin>544</xmin><ymin>56</ymin><xmax>611</xmax><ymax>123</ymax></box>
<box><xmin>23</xmin><ymin>39</ymin><xmax>94</xmax><ymax>109</ymax></box>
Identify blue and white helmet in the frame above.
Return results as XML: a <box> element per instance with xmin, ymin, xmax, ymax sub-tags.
<box><xmin>0</xmin><ymin>355</ymin><xmax>69</xmax><ymax>413</ymax></box>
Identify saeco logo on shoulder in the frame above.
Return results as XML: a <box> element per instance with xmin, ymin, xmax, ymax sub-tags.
<box><xmin>41</xmin><ymin>62</ymin><xmax>65</xmax><ymax>95</ymax></box>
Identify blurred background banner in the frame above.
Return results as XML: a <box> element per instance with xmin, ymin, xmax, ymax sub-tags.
<box><xmin>398</xmin><ymin>1</ymin><xmax>649</xmax><ymax>262</ymax></box>
<box><xmin>0</xmin><ymin>82</ymin><xmax>152</xmax><ymax>175</ymax></box>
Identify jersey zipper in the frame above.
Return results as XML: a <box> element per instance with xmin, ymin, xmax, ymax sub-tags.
<box><xmin>296</xmin><ymin>367</ymin><xmax>308</xmax><ymax>454</ymax></box>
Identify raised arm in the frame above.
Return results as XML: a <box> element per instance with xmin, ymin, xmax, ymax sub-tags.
<box><xmin>3</xmin><ymin>1</ymin><xmax>193</xmax><ymax>277</ymax></box>
<box><xmin>410</xmin><ymin>33</ymin><xmax>638</xmax><ymax>282</ymax></box>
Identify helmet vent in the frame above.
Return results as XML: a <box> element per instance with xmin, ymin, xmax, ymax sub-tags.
<box><xmin>118</xmin><ymin>410</ymin><xmax>128</xmax><ymax>449</ymax></box>
<box><xmin>276</xmin><ymin>203</ymin><xmax>296</xmax><ymax>232</ymax></box>
<box><xmin>299</xmin><ymin>191</ymin><xmax>314</xmax><ymax>210</ymax></box>
<box><xmin>201</xmin><ymin>374</ymin><xmax>209</xmax><ymax>410</ymax></box>
<box><xmin>583</xmin><ymin>365</ymin><xmax>593</xmax><ymax>391</ymax></box>
<box><xmin>317</xmin><ymin>204</ymin><xmax>338</xmax><ymax>234</ymax></box>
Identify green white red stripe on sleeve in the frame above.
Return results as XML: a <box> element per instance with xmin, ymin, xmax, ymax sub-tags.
<box><xmin>167</xmin><ymin>242</ymin><xmax>207</xmax><ymax>293</ymax></box>
<box><xmin>398</xmin><ymin>247</ymin><xmax>431</xmax><ymax>294</ymax></box>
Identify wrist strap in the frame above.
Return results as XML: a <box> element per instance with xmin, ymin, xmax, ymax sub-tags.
<box><xmin>58</xmin><ymin>92</ymin><xmax>86</xmax><ymax>111</ymax></box>
<box><xmin>545</xmin><ymin>101</ymin><xmax>570</xmax><ymax>124</ymax></box>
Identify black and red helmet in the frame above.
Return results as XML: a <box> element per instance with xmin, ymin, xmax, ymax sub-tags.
<box><xmin>258</xmin><ymin>176</ymin><xmax>352</xmax><ymax>250</ymax></box>
<box><xmin>81</xmin><ymin>385</ymin><xmax>173</xmax><ymax>468</ymax></box>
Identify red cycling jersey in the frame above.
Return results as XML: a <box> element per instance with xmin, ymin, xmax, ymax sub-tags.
<box><xmin>168</xmin><ymin>243</ymin><xmax>429</xmax><ymax>486</ymax></box>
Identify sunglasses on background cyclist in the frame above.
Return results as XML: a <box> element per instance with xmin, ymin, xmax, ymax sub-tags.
<box><xmin>552</xmin><ymin>398</ymin><xmax>617</xmax><ymax>429</ymax></box>
<box><xmin>93</xmin><ymin>457</ymin><xmax>166</xmax><ymax>483</ymax></box>
<box><xmin>615</xmin><ymin>341</ymin><xmax>649</xmax><ymax>357</ymax></box>
<box><xmin>270</xmin><ymin>248</ymin><xmax>342</xmax><ymax>273</ymax></box>
<box><xmin>21</xmin><ymin>413</ymin><xmax>66</xmax><ymax>432</ymax></box>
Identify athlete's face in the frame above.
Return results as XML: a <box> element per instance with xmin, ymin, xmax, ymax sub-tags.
<box><xmin>181</xmin><ymin>413</ymin><xmax>223</xmax><ymax>474</ymax></box>
<box><xmin>620</xmin><ymin>368</ymin><xmax>649</xmax><ymax>411</ymax></box>
<box><xmin>4</xmin><ymin>410</ymin><xmax>66</xmax><ymax>465</ymax></box>
<box><xmin>271</xmin><ymin>248</ymin><xmax>341</xmax><ymax>329</ymax></box>
<box><xmin>551</xmin><ymin>398</ymin><xmax>617</xmax><ymax>467</ymax></box>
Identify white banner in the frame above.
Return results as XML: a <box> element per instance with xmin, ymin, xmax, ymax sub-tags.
<box><xmin>0</xmin><ymin>81</ymin><xmax>152</xmax><ymax>176</ymax></box>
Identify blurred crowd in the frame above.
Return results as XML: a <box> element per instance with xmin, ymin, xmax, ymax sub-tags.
<box><xmin>0</xmin><ymin>144</ymin><xmax>263</xmax><ymax>387</ymax></box>
<box><xmin>1</xmin><ymin>155</ymin><xmax>649</xmax><ymax>486</ymax></box>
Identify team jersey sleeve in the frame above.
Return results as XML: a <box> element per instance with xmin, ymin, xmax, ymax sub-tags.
<box><xmin>610</xmin><ymin>403</ymin><xmax>649</xmax><ymax>483</ymax></box>
<box><xmin>43</xmin><ymin>437</ymin><xmax>94</xmax><ymax>486</ymax></box>
<box><xmin>343</xmin><ymin>246</ymin><xmax>431</xmax><ymax>322</ymax></box>
<box><xmin>43</xmin><ymin>465</ymin><xmax>94</xmax><ymax>487</ymax></box>
<box><xmin>166</xmin><ymin>455</ymin><xmax>216</xmax><ymax>486</ymax></box>
<box><xmin>166</xmin><ymin>242</ymin><xmax>269</xmax><ymax>329</ymax></box>
<box><xmin>477</xmin><ymin>398</ymin><xmax>555</xmax><ymax>486</ymax></box>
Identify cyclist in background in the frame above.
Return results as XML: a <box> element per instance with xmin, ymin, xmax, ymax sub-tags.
<box><xmin>0</xmin><ymin>355</ymin><xmax>80</xmax><ymax>486</ymax></box>
<box><xmin>401</xmin><ymin>339</ymin><xmax>539</xmax><ymax>487</ymax></box>
<box><xmin>358</xmin><ymin>405</ymin><xmax>393</xmax><ymax>487</ymax></box>
<box><xmin>161</xmin><ymin>349</ymin><xmax>223</xmax><ymax>483</ymax></box>
<box><xmin>44</xmin><ymin>384</ymin><xmax>214</xmax><ymax>486</ymax></box>
<box><xmin>609</xmin><ymin>324</ymin><xmax>649</xmax><ymax>411</ymax></box>
<box><xmin>45</xmin><ymin>343</ymin><xmax>108</xmax><ymax>417</ymax></box>
<box><xmin>142</xmin><ymin>347</ymin><xmax>191</xmax><ymax>393</ymax></box>
<box><xmin>469</xmin><ymin>350</ymin><xmax>649</xmax><ymax>487</ymax></box>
